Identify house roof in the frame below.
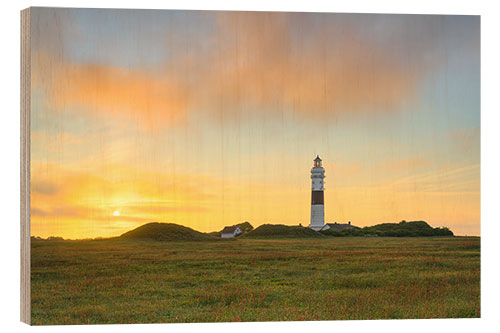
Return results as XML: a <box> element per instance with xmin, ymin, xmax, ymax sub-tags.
<box><xmin>221</xmin><ymin>226</ymin><xmax>240</xmax><ymax>234</ymax></box>
<box><xmin>314</xmin><ymin>155</ymin><xmax>322</xmax><ymax>162</ymax></box>
<box><xmin>323</xmin><ymin>223</ymin><xmax>356</xmax><ymax>231</ymax></box>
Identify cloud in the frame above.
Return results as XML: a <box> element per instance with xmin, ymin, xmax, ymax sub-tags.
<box><xmin>450</xmin><ymin>127</ymin><xmax>480</xmax><ymax>154</ymax></box>
<box><xmin>30</xmin><ymin>162</ymin><xmax>219</xmax><ymax>224</ymax></box>
<box><xmin>31</xmin><ymin>208</ymin><xmax>49</xmax><ymax>217</ymax></box>
<box><xmin>31</xmin><ymin>204</ymin><xmax>99</xmax><ymax>219</ymax></box>
<box><xmin>204</xmin><ymin>12</ymin><xmax>428</xmax><ymax>118</ymax></box>
<box><xmin>31</xmin><ymin>131</ymin><xmax>84</xmax><ymax>153</ymax></box>
<box><xmin>32</xmin><ymin>180</ymin><xmax>59</xmax><ymax>195</ymax></box>
<box><xmin>387</xmin><ymin>163</ymin><xmax>480</xmax><ymax>193</ymax></box>
<box><xmin>33</xmin><ymin>54</ymin><xmax>190</xmax><ymax>130</ymax></box>
<box><xmin>30</xmin><ymin>11</ymin><xmax>468</xmax><ymax>129</ymax></box>
<box><xmin>374</xmin><ymin>157</ymin><xmax>431</xmax><ymax>173</ymax></box>
<box><xmin>323</xmin><ymin>161</ymin><xmax>363</xmax><ymax>178</ymax></box>
<box><xmin>124</xmin><ymin>203</ymin><xmax>210</xmax><ymax>214</ymax></box>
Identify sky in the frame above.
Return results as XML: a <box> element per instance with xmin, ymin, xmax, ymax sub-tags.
<box><xmin>30</xmin><ymin>8</ymin><xmax>480</xmax><ymax>238</ymax></box>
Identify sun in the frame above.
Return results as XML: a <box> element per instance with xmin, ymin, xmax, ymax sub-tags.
<box><xmin>113</xmin><ymin>211</ymin><xmax>120</xmax><ymax>216</ymax></box>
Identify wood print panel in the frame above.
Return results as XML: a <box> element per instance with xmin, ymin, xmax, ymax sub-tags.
<box><xmin>22</xmin><ymin>7</ymin><xmax>480</xmax><ymax>325</ymax></box>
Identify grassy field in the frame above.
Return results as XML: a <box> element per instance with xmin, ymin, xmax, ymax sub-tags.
<box><xmin>31</xmin><ymin>237</ymin><xmax>480</xmax><ymax>325</ymax></box>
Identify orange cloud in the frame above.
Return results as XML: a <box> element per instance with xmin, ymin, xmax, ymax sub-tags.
<box><xmin>30</xmin><ymin>162</ymin><xmax>222</xmax><ymax>238</ymax></box>
<box><xmin>32</xmin><ymin>11</ymin><xmax>439</xmax><ymax>130</ymax></box>
<box><xmin>32</xmin><ymin>180</ymin><xmax>60</xmax><ymax>195</ymax></box>
<box><xmin>374</xmin><ymin>157</ymin><xmax>431</xmax><ymax>173</ymax></box>
<box><xmin>206</xmin><ymin>12</ymin><xmax>425</xmax><ymax>118</ymax></box>
<box><xmin>33</xmin><ymin>54</ymin><xmax>190</xmax><ymax>130</ymax></box>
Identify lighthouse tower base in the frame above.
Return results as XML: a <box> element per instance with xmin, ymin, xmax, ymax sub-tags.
<box><xmin>310</xmin><ymin>204</ymin><xmax>325</xmax><ymax>231</ymax></box>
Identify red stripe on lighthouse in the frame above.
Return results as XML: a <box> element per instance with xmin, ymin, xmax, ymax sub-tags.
<box><xmin>311</xmin><ymin>191</ymin><xmax>324</xmax><ymax>205</ymax></box>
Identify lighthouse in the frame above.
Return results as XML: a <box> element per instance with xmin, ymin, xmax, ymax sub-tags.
<box><xmin>310</xmin><ymin>155</ymin><xmax>325</xmax><ymax>231</ymax></box>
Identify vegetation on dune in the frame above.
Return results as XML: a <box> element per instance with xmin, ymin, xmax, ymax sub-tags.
<box><xmin>321</xmin><ymin>221</ymin><xmax>454</xmax><ymax>237</ymax></box>
<box><xmin>320</xmin><ymin>227</ymin><xmax>364</xmax><ymax>237</ymax></box>
<box><xmin>31</xmin><ymin>237</ymin><xmax>480</xmax><ymax>324</ymax></box>
<box><xmin>364</xmin><ymin>220</ymin><xmax>454</xmax><ymax>237</ymax></box>
<box><xmin>119</xmin><ymin>222</ymin><xmax>219</xmax><ymax>241</ymax></box>
<box><xmin>244</xmin><ymin>224</ymin><xmax>323</xmax><ymax>238</ymax></box>
<box><xmin>235</xmin><ymin>221</ymin><xmax>254</xmax><ymax>233</ymax></box>
<box><xmin>31</xmin><ymin>236</ymin><xmax>65</xmax><ymax>241</ymax></box>
<box><xmin>31</xmin><ymin>220</ymin><xmax>454</xmax><ymax>241</ymax></box>
<box><xmin>211</xmin><ymin>221</ymin><xmax>254</xmax><ymax>237</ymax></box>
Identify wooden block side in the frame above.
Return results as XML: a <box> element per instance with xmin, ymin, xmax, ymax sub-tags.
<box><xmin>20</xmin><ymin>7</ymin><xmax>31</xmax><ymax>325</ymax></box>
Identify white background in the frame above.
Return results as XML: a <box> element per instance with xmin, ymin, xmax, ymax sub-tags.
<box><xmin>1</xmin><ymin>0</ymin><xmax>499</xmax><ymax>332</ymax></box>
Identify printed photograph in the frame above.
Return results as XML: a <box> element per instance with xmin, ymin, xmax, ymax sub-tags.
<box><xmin>28</xmin><ymin>8</ymin><xmax>480</xmax><ymax>324</ymax></box>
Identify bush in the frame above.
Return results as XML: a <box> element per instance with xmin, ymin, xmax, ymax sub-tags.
<box><xmin>321</xmin><ymin>221</ymin><xmax>454</xmax><ymax>237</ymax></box>
<box><xmin>244</xmin><ymin>224</ymin><xmax>323</xmax><ymax>238</ymax></box>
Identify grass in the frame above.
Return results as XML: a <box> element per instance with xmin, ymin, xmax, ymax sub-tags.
<box><xmin>31</xmin><ymin>237</ymin><xmax>480</xmax><ymax>325</ymax></box>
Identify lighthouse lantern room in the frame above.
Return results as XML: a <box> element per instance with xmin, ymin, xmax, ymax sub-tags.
<box><xmin>310</xmin><ymin>155</ymin><xmax>325</xmax><ymax>231</ymax></box>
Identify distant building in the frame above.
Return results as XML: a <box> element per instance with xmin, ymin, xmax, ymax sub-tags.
<box><xmin>310</xmin><ymin>155</ymin><xmax>325</xmax><ymax>231</ymax></box>
<box><xmin>321</xmin><ymin>221</ymin><xmax>356</xmax><ymax>232</ymax></box>
<box><xmin>221</xmin><ymin>226</ymin><xmax>242</xmax><ymax>238</ymax></box>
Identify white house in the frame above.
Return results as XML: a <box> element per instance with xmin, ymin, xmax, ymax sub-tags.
<box><xmin>221</xmin><ymin>226</ymin><xmax>242</xmax><ymax>238</ymax></box>
<box><xmin>321</xmin><ymin>221</ymin><xmax>356</xmax><ymax>232</ymax></box>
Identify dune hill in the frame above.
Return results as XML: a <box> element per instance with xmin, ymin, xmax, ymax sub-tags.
<box><xmin>244</xmin><ymin>224</ymin><xmax>323</xmax><ymax>238</ymax></box>
<box><xmin>363</xmin><ymin>220</ymin><xmax>454</xmax><ymax>237</ymax></box>
<box><xmin>234</xmin><ymin>221</ymin><xmax>254</xmax><ymax>233</ymax></box>
<box><xmin>214</xmin><ymin>221</ymin><xmax>254</xmax><ymax>236</ymax></box>
<box><xmin>320</xmin><ymin>220</ymin><xmax>454</xmax><ymax>237</ymax></box>
<box><xmin>120</xmin><ymin>222</ymin><xmax>219</xmax><ymax>241</ymax></box>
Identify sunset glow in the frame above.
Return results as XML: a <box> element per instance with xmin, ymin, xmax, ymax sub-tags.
<box><xmin>30</xmin><ymin>9</ymin><xmax>480</xmax><ymax>239</ymax></box>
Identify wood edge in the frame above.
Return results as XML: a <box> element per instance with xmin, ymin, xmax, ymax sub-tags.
<box><xmin>20</xmin><ymin>7</ymin><xmax>31</xmax><ymax>326</ymax></box>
